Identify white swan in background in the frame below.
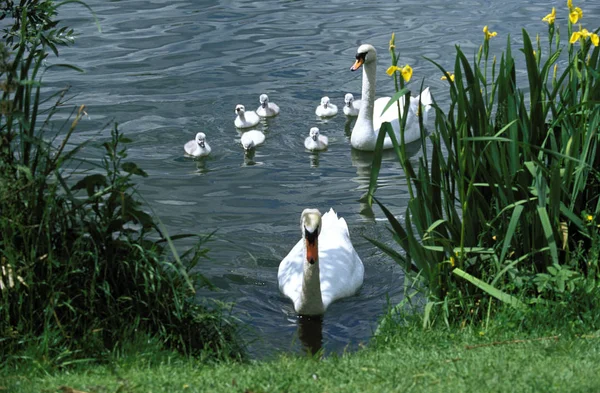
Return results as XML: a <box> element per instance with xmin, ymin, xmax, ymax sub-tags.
<box><xmin>234</xmin><ymin>104</ymin><xmax>260</xmax><ymax>128</ymax></box>
<box><xmin>315</xmin><ymin>96</ymin><xmax>338</xmax><ymax>117</ymax></box>
<box><xmin>240</xmin><ymin>130</ymin><xmax>265</xmax><ymax>151</ymax></box>
<box><xmin>256</xmin><ymin>94</ymin><xmax>280</xmax><ymax>117</ymax></box>
<box><xmin>343</xmin><ymin>93</ymin><xmax>361</xmax><ymax>117</ymax></box>
<box><xmin>184</xmin><ymin>132</ymin><xmax>211</xmax><ymax>157</ymax></box>
<box><xmin>304</xmin><ymin>127</ymin><xmax>328</xmax><ymax>151</ymax></box>
<box><xmin>350</xmin><ymin>44</ymin><xmax>433</xmax><ymax>151</ymax></box>
<box><xmin>278</xmin><ymin>208</ymin><xmax>364</xmax><ymax>316</ymax></box>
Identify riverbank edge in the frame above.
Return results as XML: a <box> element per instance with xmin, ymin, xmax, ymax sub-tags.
<box><xmin>3</xmin><ymin>317</ymin><xmax>600</xmax><ymax>393</ymax></box>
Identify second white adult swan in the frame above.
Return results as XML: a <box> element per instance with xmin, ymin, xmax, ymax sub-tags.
<box><xmin>350</xmin><ymin>44</ymin><xmax>433</xmax><ymax>151</ymax></box>
<box><xmin>278</xmin><ymin>208</ymin><xmax>364</xmax><ymax>316</ymax></box>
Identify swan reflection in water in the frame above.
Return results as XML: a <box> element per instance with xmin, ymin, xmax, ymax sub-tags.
<box><xmin>297</xmin><ymin>315</ymin><xmax>323</xmax><ymax>356</ymax></box>
<box><xmin>309</xmin><ymin>151</ymin><xmax>320</xmax><ymax>168</ymax></box>
<box><xmin>350</xmin><ymin>141</ymin><xmax>423</xmax><ymax>221</ymax></box>
<box><xmin>193</xmin><ymin>157</ymin><xmax>210</xmax><ymax>175</ymax></box>
<box><xmin>242</xmin><ymin>148</ymin><xmax>266</xmax><ymax>167</ymax></box>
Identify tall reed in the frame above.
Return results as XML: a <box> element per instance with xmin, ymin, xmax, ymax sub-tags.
<box><xmin>369</xmin><ymin>4</ymin><xmax>600</xmax><ymax>325</ymax></box>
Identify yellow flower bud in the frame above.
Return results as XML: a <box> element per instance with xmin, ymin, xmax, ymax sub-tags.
<box><xmin>483</xmin><ymin>25</ymin><xmax>498</xmax><ymax>40</ymax></box>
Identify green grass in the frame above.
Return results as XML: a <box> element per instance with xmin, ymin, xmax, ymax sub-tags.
<box><xmin>3</xmin><ymin>319</ymin><xmax>600</xmax><ymax>393</ymax></box>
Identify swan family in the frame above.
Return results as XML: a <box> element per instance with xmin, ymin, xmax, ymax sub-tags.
<box><xmin>183</xmin><ymin>43</ymin><xmax>433</xmax><ymax>316</ymax></box>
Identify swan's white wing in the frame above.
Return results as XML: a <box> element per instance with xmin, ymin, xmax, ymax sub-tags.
<box><xmin>242</xmin><ymin>130</ymin><xmax>265</xmax><ymax>147</ymax></box>
<box><xmin>278</xmin><ymin>238</ymin><xmax>305</xmax><ymax>307</ymax></box>
<box><xmin>269</xmin><ymin>103</ymin><xmax>280</xmax><ymax>114</ymax></box>
<box><xmin>318</xmin><ymin>209</ymin><xmax>364</xmax><ymax>307</ymax></box>
<box><xmin>184</xmin><ymin>140</ymin><xmax>197</xmax><ymax>155</ymax></box>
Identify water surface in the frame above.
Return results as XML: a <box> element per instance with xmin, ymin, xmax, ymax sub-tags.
<box><xmin>51</xmin><ymin>0</ymin><xmax>599</xmax><ymax>357</ymax></box>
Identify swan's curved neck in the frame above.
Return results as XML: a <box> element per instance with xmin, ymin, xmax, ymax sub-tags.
<box><xmin>358</xmin><ymin>62</ymin><xmax>376</xmax><ymax>124</ymax></box>
<box><xmin>299</xmin><ymin>240</ymin><xmax>324</xmax><ymax>315</ymax></box>
<box><xmin>351</xmin><ymin>61</ymin><xmax>377</xmax><ymax>150</ymax></box>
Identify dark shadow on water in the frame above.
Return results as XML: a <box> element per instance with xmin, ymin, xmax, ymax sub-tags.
<box><xmin>297</xmin><ymin>315</ymin><xmax>323</xmax><ymax>356</ymax></box>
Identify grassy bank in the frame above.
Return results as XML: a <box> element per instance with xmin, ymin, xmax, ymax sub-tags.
<box><xmin>3</xmin><ymin>314</ymin><xmax>600</xmax><ymax>393</ymax></box>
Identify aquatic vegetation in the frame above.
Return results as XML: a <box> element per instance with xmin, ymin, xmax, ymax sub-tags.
<box><xmin>0</xmin><ymin>1</ymin><xmax>243</xmax><ymax>366</ymax></box>
<box><xmin>368</xmin><ymin>2</ymin><xmax>600</xmax><ymax>326</ymax></box>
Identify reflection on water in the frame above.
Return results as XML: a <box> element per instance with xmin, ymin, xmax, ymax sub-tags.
<box><xmin>50</xmin><ymin>0</ymin><xmax>600</xmax><ymax>359</ymax></box>
<box><xmin>308</xmin><ymin>151</ymin><xmax>320</xmax><ymax>168</ymax></box>
<box><xmin>297</xmin><ymin>315</ymin><xmax>324</xmax><ymax>356</ymax></box>
<box><xmin>193</xmin><ymin>157</ymin><xmax>210</xmax><ymax>174</ymax></box>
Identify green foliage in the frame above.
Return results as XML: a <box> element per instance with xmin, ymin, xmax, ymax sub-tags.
<box><xmin>369</xmin><ymin>8</ymin><xmax>600</xmax><ymax>324</ymax></box>
<box><xmin>0</xmin><ymin>1</ymin><xmax>243</xmax><ymax>366</ymax></box>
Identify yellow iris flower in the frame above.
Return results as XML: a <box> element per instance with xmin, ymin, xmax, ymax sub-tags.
<box><xmin>542</xmin><ymin>7</ymin><xmax>556</xmax><ymax>24</ymax></box>
<box><xmin>483</xmin><ymin>25</ymin><xmax>498</xmax><ymax>40</ymax></box>
<box><xmin>570</xmin><ymin>27</ymin><xmax>599</xmax><ymax>46</ymax></box>
<box><xmin>569</xmin><ymin>7</ymin><xmax>583</xmax><ymax>24</ymax></box>
<box><xmin>567</xmin><ymin>0</ymin><xmax>572</xmax><ymax>9</ymax></box>
<box><xmin>386</xmin><ymin>64</ymin><xmax>413</xmax><ymax>82</ymax></box>
<box><xmin>441</xmin><ymin>73</ymin><xmax>455</xmax><ymax>82</ymax></box>
<box><xmin>401</xmin><ymin>65</ymin><xmax>413</xmax><ymax>82</ymax></box>
<box><xmin>386</xmin><ymin>65</ymin><xmax>400</xmax><ymax>76</ymax></box>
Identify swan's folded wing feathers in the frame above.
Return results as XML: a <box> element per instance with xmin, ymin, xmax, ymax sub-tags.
<box><xmin>277</xmin><ymin>239</ymin><xmax>305</xmax><ymax>304</ymax></box>
<box><xmin>184</xmin><ymin>140</ymin><xmax>196</xmax><ymax>155</ymax></box>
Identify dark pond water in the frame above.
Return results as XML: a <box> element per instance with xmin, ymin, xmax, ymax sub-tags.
<box><xmin>49</xmin><ymin>0</ymin><xmax>599</xmax><ymax>358</ymax></box>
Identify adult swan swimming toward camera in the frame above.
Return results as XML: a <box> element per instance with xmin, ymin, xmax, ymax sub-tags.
<box><xmin>350</xmin><ymin>44</ymin><xmax>432</xmax><ymax>151</ymax></box>
<box><xmin>278</xmin><ymin>208</ymin><xmax>364</xmax><ymax>316</ymax></box>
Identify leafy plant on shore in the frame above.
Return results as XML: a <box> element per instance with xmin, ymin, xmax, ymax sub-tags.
<box><xmin>370</xmin><ymin>1</ymin><xmax>600</xmax><ymax>326</ymax></box>
<box><xmin>0</xmin><ymin>2</ymin><xmax>243</xmax><ymax>366</ymax></box>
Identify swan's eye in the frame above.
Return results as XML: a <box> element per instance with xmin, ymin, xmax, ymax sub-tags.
<box><xmin>356</xmin><ymin>52</ymin><xmax>366</xmax><ymax>61</ymax></box>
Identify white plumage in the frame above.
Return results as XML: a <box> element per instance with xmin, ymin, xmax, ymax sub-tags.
<box><xmin>343</xmin><ymin>93</ymin><xmax>361</xmax><ymax>117</ymax></box>
<box><xmin>256</xmin><ymin>94</ymin><xmax>280</xmax><ymax>117</ymax></box>
<box><xmin>184</xmin><ymin>132</ymin><xmax>211</xmax><ymax>157</ymax></box>
<box><xmin>234</xmin><ymin>104</ymin><xmax>260</xmax><ymax>128</ymax></box>
<box><xmin>315</xmin><ymin>96</ymin><xmax>338</xmax><ymax>117</ymax></box>
<box><xmin>304</xmin><ymin>127</ymin><xmax>328</xmax><ymax>151</ymax></box>
<box><xmin>240</xmin><ymin>130</ymin><xmax>266</xmax><ymax>150</ymax></box>
<box><xmin>278</xmin><ymin>208</ymin><xmax>364</xmax><ymax>316</ymax></box>
<box><xmin>350</xmin><ymin>44</ymin><xmax>432</xmax><ymax>151</ymax></box>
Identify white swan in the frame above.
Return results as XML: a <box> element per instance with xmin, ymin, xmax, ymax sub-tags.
<box><xmin>343</xmin><ymin>93</ymin><xmax>361</xmax><ymax>117</ymax></box>
<box><xmin>234</xmin><ymin>104</ymin><xmax>260</xmax><ymax>129</ymax></box>
<box><xmin>240</xmin><ymin>130</ymin><xmax>265</xmax><ymax>151</ymax></box>
<box><xmin>256</xmin><ymin>94</ymin><xmax>280</xmax><ymax>117</ymax></box>
<box><xmin>278</xmin><ymin>208</ymin><xmax>364</xmax><ymax>316</ymax></box>
<box><xmin>350</xmin><ymin>44</ymin><xmax>433</xmax><ymax>151</ymax></box>
<box><xmin>315</xmin><ymin>96</ymin><xmax>338</xmax><ymax>117</ymax></box>
<box><xmin>304</xmin><ymin>127</ymin><xmax>328</xmax><ymax>151</ymax></box>
<box><xmin>184</xmin><ymin>132</ymin><xmax>211</xmax><ymax>157</ymax></box>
